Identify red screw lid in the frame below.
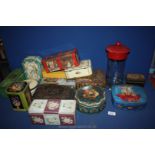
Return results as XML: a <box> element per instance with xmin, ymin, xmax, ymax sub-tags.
<box><xmin>106</xmin><ymin>41</ymin><xmax>130</xmax><ymax>60</ymax></box>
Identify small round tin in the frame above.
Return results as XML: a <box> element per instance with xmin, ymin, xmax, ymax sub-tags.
<box><xmin>75</xmin><ymin>85</ymin><xmax>106</xmax><ymax>113</ymax></box>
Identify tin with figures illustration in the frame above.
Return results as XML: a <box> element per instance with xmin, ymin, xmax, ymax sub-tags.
<box><xmin>6</xmin><ymin>81</ymin><xmax>32</xmax><ymax>111</ymax></box>
<box><xmin>112</xmin><ymin>85</ymin><xmax>147</xmax><ymax>109</ymax></box>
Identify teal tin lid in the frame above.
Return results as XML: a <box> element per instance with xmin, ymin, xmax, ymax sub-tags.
<box><xmin>112</xmin><ymin>85</ymin><xmax>147</xmax><ymax>108</ymax></box>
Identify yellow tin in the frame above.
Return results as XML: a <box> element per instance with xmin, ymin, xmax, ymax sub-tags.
<box><xmin>42</xmin><ymin>69</ymin><xmax>66</xmax><ymax>79</ymax></box>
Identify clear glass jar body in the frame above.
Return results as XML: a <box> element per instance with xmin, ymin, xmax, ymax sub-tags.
<box><xmin>106</xmin><ymin>59</ymin><xmax>126</xmax><ymax>86</ymax></box>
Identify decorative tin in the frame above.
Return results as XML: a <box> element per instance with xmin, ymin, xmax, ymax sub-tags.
<box><xmin>126</xmin><ymin>73</ymin><xmax>145</xmax><ymax>86</ymax></box>
<box><xmin>33</xmin><ymin>84</ymin><xmax>75</xmax><ymax>100</ymax></box>
<box><xmin>40</xmin><ymin>78</ymin><xmax>75</xmax><ymax>88</ymax></box>
<box><xmin>28</xmin><ymin>99</ymin><xmax>76</xmax><ymax>125</ymax></box>
<box><xmin>42</xmin><ymin>69</ymin><xmax>66</xmax><ymax>79</ymax></box>
<box><xmin>65</xmin><ymin>60</ymin><xmax>92</xmax><ymax>79</ymax></box>
<box><xmin>6</xmin><ymin>82</ymin><xmax>32</xmax><ymax>111</ymax></box>
<box><xmin>28</xmin><ymin>99</ymin><xmax>47</xmax><ymax>125</ymax></box>
<box><xmin>75</xmin><ymin>85</ymin><xmax>106</xmax><ymax>113</ymax></box>
<box><xmin>59</xmin><ymin>100</ymin><xmax>76</xmax><ymax>125</ymax></box>
<box><xmin>22</xmin><ymin>56</ymin><xmax>42</xmax><ymax>82</ymax></box>
<box><xmin>76</xmin><ymin>69</ymin><xmax>106</xmax><ymax>89</ymax></box>
<box><xmin>42</xmin><ymin>48</ymin><xmax>79</xmax><ymax>72</ymax></box>
<box><xmin>0</xmin><ymin>68</ymin><xmax>25</xmax><ymax>98</ymax></box>
<box><xmin>112</xmin><ymin>85</ymin><xmax>147</xmax><ymax>109</ymax></box>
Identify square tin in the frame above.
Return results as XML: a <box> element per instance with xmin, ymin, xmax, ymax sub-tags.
<box><xmin>6</xmin><ymin>82</ymin><xmax>32</xmax><ymax>111</ymax></box>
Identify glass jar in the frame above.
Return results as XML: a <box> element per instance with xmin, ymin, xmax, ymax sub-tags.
<box><xmin>106</xmin><ymin>42</ymin><xmax>130</xmax><ymax>86</ymax></box>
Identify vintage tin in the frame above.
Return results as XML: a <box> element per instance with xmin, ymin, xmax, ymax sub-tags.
<box><xmin>28</xmin><ymin>99</ymin><xmax>47</xmax><ymax>125</ymax></box>
<box><xmin>59</xmin><ymin>100</ymin><xmax>76</xmax><ymax>125</ymax></box>
<box><xmin>42</xmin><ymin>48</ymin><xmax>80</xmax><ymax>72</ymax></box>
<box><xmin>0</xmin><ymin>68</ymin><xmax>25</xmax><ymax>98</ymax></box>
<box><xmin>33</xmin><ymin>84</ymin><xmax>75</xmax><ymax>100</ymax></box>
<box><xmin>6</xmin><ymin>82</ymin><xmax>32</xmax><ymax>111</ymax></box>
<box><xmin>112</xmin><ymin>85</ymin><xmax>147</xmax><ymax>110</ymax></box>
<box><xmin>40</xmin><ymin>78</ymin><xmax>76</xmax><ymax>88</ymax></box>
<box><xmin>42</xmin><ymin>69</ymin><xmax>66</xmax><ymax>79</ymax></box>
<box><xmin>22</xmin><ymin>56</ymin><xmax>43</xmax><ymax>82</ymax></box>
<box><xmin>28</xmin><ymin>99</ymin><xmax>76</xmax><ymax>125</ymax></box>
<box><xmin>126</xmin><ymin>73</ymin><xmax>145</xmax><ymax>86</ymax></box>
<box><xmin>65</xmin><ymin>60</ymin><xmax>92</xmax><ymax>79</ymax></box>
<box><xmin>76</xmin><ymin>69</ymin><xmax>106</xmax><ymax>89</ymax></box>
<box><xmin>75</xmin><ymin>85</ymin><xmax>106</xmax><ymax>113</ymax></box>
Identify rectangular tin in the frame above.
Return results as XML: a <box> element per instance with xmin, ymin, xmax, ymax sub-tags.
<box><xmin>65</xmin><ymin>60</ymin><xmax>92</xmax><ymax>79</ymax></box>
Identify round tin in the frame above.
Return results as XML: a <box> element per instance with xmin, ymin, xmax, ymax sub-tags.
<box><xmin>75</xmin><ymin>85</ymin><xmax>106</xmax><ymax>113</ymax></box>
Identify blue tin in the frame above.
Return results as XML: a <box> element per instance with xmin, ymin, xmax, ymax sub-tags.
<box><xmin>112</xmin><ymin>85</ymin><xmax>147</xmax><ymax>109</ymax></box>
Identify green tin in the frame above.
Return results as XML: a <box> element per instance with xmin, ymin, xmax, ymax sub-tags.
<box><xmin>22</xmin><ymin>56</ymin><xmax>42</xmax><ymax>82</ymax></box>
<box><xmin>75</xmin><ymin>85</ymin><xmax>106</xmax><ymax>113</ymax></box>
<box><xmin>0</xmin><ymin>68</ymin><xmax>25</xmax><ymax>98</ymax></box>
<box><xmin>6</xmin><ymin>82</ymin><xmax>32</xmax><ymax>111</ymax></box>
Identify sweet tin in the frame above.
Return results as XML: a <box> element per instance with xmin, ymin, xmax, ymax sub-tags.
<box><xmin>40</xmin><ymin>78</ymin><xmax>75</xmax><ymax>88</ymax></box>
<box><xmin>33</xmin><ymin>84</ymin><xmax>75</xmax><ymax>100</ymax></box>
<box><xmin>28</xmin><ymin>99</ymin><xmax>76</xmax><ymax>125</ymax></box>
<box><xmin>65</xmin><ymin>60</ymin><xmax>92</xmax><ymax>79</ymax></box>
<box><xmin>22</xmin><ymin>56</ymin><xmax>42</xmax><ymax>82</ymax></box>
<box><xmin>28</xmin><ymin>99</ymin><xmax>47</xmax><ymax>125</ymax></box>
<box><xmin>112</xmin><ymin>85</ymin><xmax>147</xmax><ymax>109</ymax></box>
<box><xmin>59</xmin><ymin>100</ymin><xmax>76</xmax><ymax>125</ymax></box>
<box><xmin>42</xmin><ymin>69</ymin><xmax>66</xmax><ymax>79</ymax></box>
<box><xmin>126</xmin><ymin>73</ymin><xmax>145</xmax><ymax>87</ymax></box>
<box><xmin>6</xmin><ymin>82</ymin><xmax>32</xmax><ymax>111</ymax></box>
<box><xmin>0</xmin><ymin>68</ymin><xmax>25</xmax><ymax>98</ymax></box>
<box><xmin>76</xmin><ymin>69</ymin><xmax>106</xmax><ymax>89</ymax></box>
<box><xmin>42</xmin><ymin>48</ymin><xmax>79</xmax><ymax>72</ymax></box>
<box><xmin>75</xmin><ymin>85</ymin><xmax>106</xmax><ymax>113</ymax></box>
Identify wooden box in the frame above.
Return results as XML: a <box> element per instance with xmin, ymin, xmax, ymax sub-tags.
<box><xmin>65</xmin><ymin>60</ymin><xmax>92</xmax><ymax>79</ymax></box>
<box><xmin>6</xmin><ymin>82</ymin><xmax>32</xmax><ymax>111</ymax></box>
<box><xmin>22</xmin><ymin>56</ymin><xmax>43</xmax><ymax>82</ymax></box>
<box><xmin>42</xmin><ymin>48</ymin><xmax>79</xmax><ymax>72</ymax></box>
<box><xmin>28</xmin><ymin>99</ymin><xmax>76</xmax><ymax>125</ymax></box>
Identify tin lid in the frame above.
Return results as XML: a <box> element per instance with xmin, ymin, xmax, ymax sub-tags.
<box><xmin>7</xmin><ymin>82</ymin><xmax>27</xmax><ymax>93</ymax></box>
<box><xmin>28</xmin><ymin>99</ymin><xmax>47</xmax><ymax>114</ymax></box>
<box><xmin>59</xmin><ymin>100</ymin><xmax>76</xmax><ymax>114</ymax></box>
<box><xmin>106</xmin><ymin>42</ymin><xmax>130</xmax><ymax>60</ymax></box>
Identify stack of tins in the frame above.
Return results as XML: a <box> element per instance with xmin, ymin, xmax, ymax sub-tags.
<box><xmin>28</xmin><ymin>99</ymin><xmax>76</xmax><ymax>125</ymax></box>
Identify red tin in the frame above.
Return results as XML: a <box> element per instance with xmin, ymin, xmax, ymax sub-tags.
<box><xmin>42</xmin><ymin>48</ymin><xmax>80</xmax><ymax>72</ymax></box>
<box><xmin>106</xmin><ymin>42</ymin><xmax>130</xmax><ymax>60</ymax></box>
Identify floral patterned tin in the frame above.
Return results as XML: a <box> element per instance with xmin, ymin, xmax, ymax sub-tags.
<box><xmin>65</xmin><ymin>60</ymin><xmax>92</xmax><ymax>79</ymax></box>
<box><xmin>112</xmin><ymin>85</ymin><xmax>147</xmax><ymax>109</ymax></box>
<box><xmin>28</xmin><ymin>99</ymin><xmax>76</xmax><ymax>125</ymax></box>
<box><xmin>22</xmin><ymin>56</ymin><xmax>43</xmax><ymax>82</ymax></box>
<box><xmin>6</xmin><ymin>82</ymin><xmax>32</xmax><ymax>111</ymax></box>
<box><xmin>42</xmin><ymin>48</ymin><xmax>79</xmax><ymax>72</ymax></box>
<box><xmin>75</xmin><ymin>85</ymin><xmax>106</xmax><ymax>113</ymax></box>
